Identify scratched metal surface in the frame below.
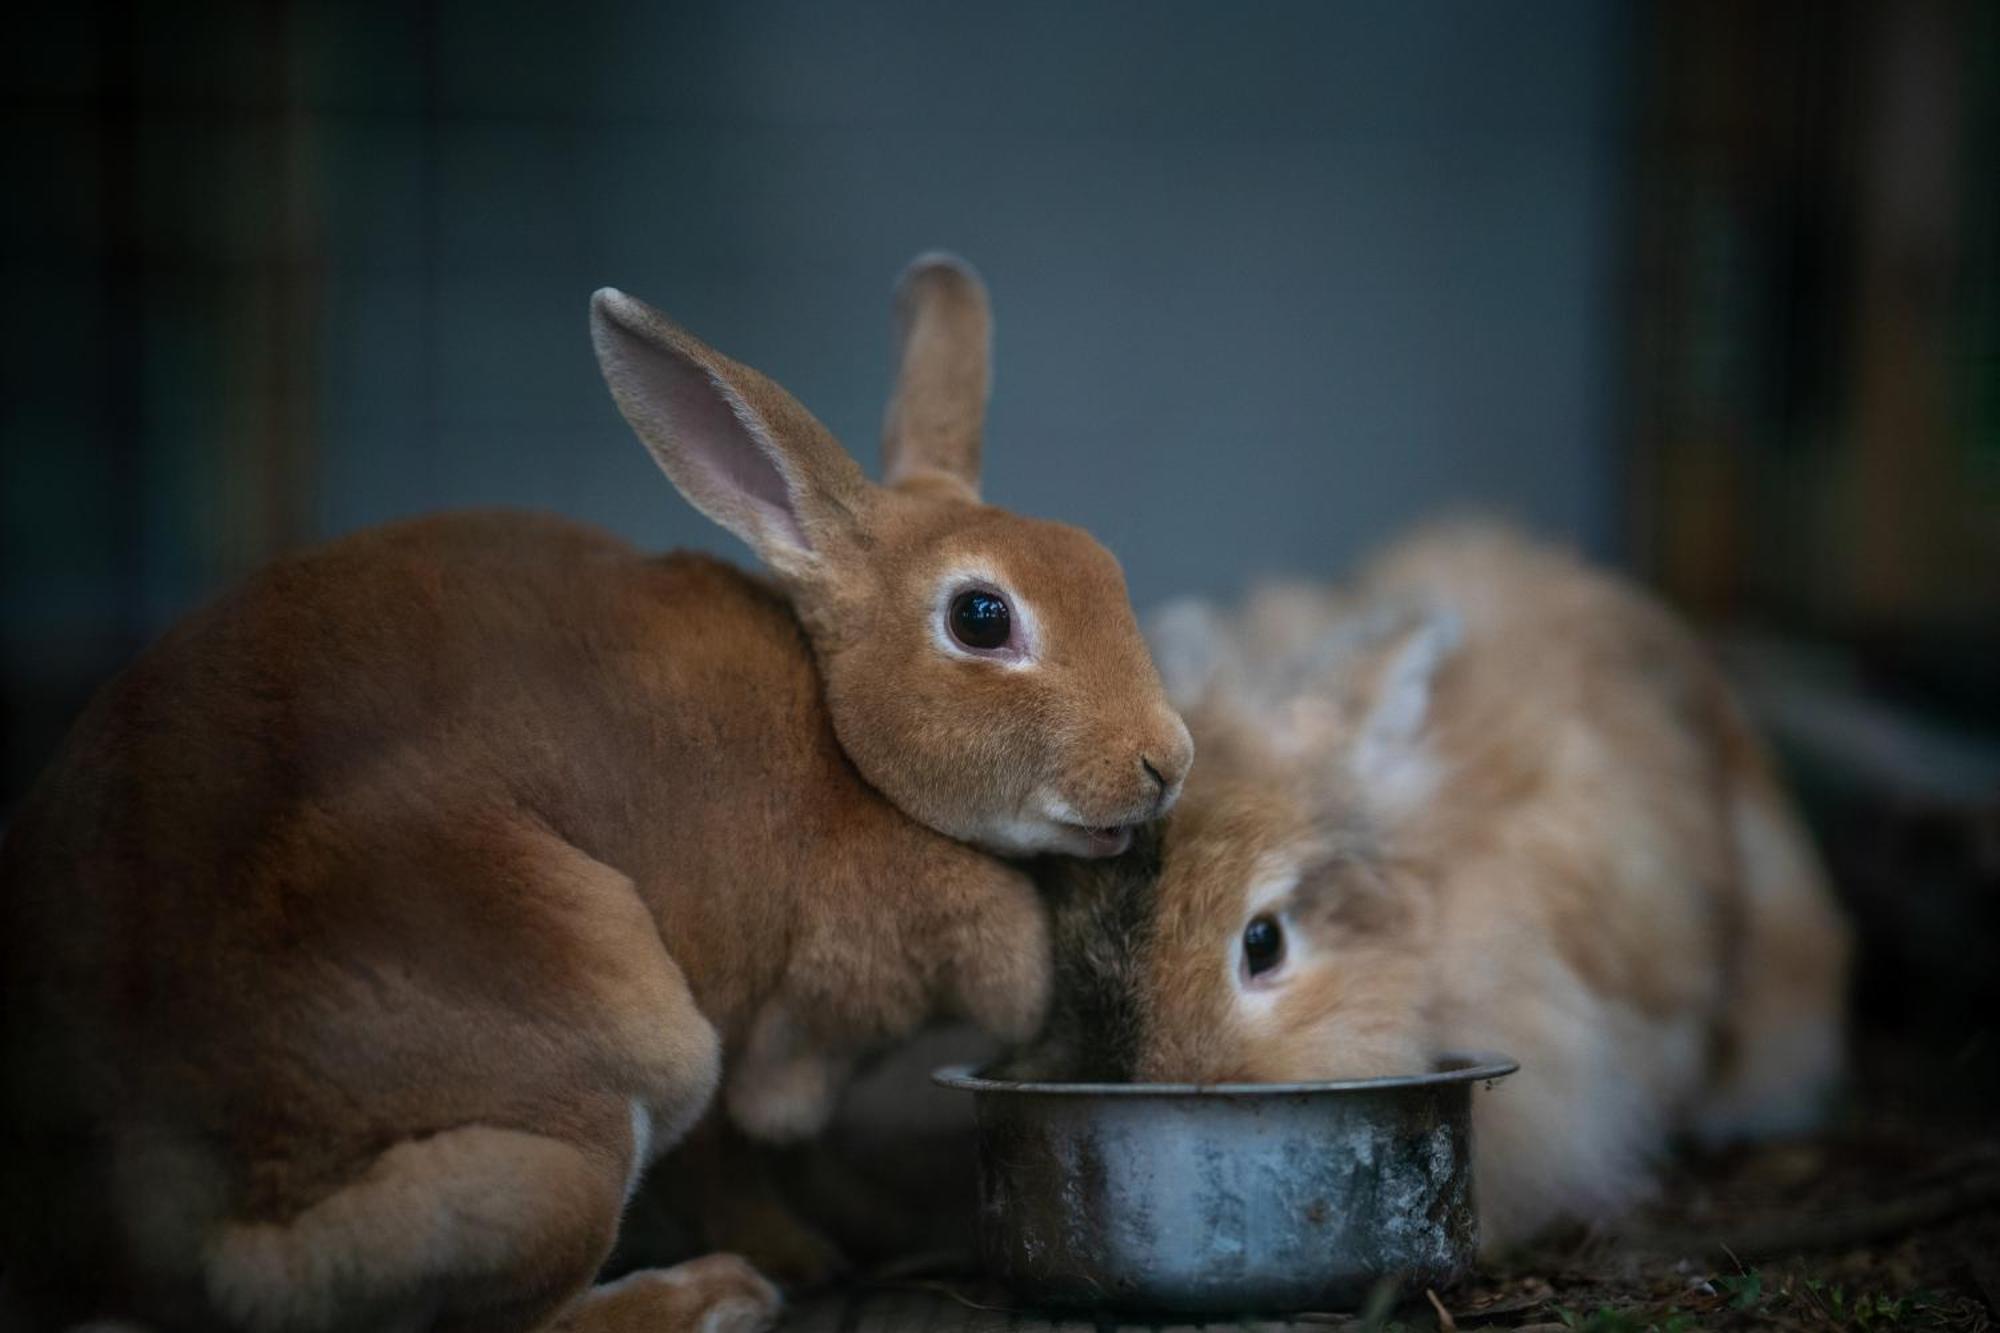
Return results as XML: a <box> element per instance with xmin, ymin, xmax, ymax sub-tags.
<box><xmin>934</xmin><ymin>1058</ymin><xmax>1517</xmax><ymax>1315</ymax></box>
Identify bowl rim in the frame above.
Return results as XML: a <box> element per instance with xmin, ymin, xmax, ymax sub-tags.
<box><xmin>931</xmin><ymin>1050</ymin><xmax>1519</xmax><ymax>1097</ymax></box>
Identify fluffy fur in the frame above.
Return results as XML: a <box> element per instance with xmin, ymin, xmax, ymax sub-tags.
<box><xmin>0</xmin><ymin>257</ymin><xmax>1187</xmax><ymax>1330</ymax></box>
<box><xmin>1023</xmin><ymin>522</ymin><xmax>1851</xmax><ymax>1250</ymax></box>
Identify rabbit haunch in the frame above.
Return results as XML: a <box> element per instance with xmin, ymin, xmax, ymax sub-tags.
<box><xmin>0</xmin><ymin>256</ymin><xmax>1188</xmax><ymax>1332</ymax></box>
<box><xmin>1016</xmin><ymin>523</ymin><xmax>1850</xmax><ymax>1250</ymax></box>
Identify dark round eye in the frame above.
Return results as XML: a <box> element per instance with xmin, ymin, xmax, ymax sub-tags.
<box><xmin>948</xmin><ymin>589</ymin><xmax>1012</xmax><ymax>651</ymax></box>
<box><xmin>1242</xmin><ymin>915</ymin><xmax>1284</xmax><ymax>978</ymax></box>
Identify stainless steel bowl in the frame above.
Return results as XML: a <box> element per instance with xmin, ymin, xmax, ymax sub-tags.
<box><xmin>932</xmin><ymin>1054</ymin><xmax>1518</xmax><ymax>1315</ymax></box>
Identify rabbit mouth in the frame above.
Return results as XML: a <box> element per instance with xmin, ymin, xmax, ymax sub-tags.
<box><xmin>1027</xmin><ymin>794</ymin><xmax>1143</xmax><ymax>858</ymax></box>
<box><xmin>1070</xmin><ymin>823</ymin><xmax>1136</xmax><ymax>858</ymax></box>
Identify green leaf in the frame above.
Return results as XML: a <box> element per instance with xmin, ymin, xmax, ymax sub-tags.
<box><xmin>1717</xmin><ymin>1272</ymin><xmax>1764</xmax><ymax>1310</ymax></box>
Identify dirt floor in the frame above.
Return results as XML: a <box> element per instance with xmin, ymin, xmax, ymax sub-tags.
<box><xmin>824</xmin><ymin>1033</ymin><xmax>2000</xmax><ymax>1333</ymax></box>
<box><xmin>1261</xmin><ymin>1034</ymin><xmax>1997</xmax><ymax>1331</ymax></box>
<box><xmin>623</xmin><ymin>1015</ymin><xmax>1999</xmax><ymax>1332</ymax></box>
<box><xmin>1436</xmin><ymin>1125</ymin><xmax>2000</xmax><ymax>1332</ymax></box>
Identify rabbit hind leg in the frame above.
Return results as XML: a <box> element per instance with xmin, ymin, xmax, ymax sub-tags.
<box><xmin>207</xmin><ymin>1110</ymin><xmax>630</xmax><ymax>1333</ymax></box>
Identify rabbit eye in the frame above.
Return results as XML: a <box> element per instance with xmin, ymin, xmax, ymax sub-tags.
<box><xmin>948</xmin><ymin>589</ymin><xmax>1012</xmax><ymax>651</ymax></box>
<box><xmin>1242</xmin><ymin>915</ymin><xmax>1284</xmax><ymax>977</ymax></box>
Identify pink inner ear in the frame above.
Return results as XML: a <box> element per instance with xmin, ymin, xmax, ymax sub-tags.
<box><xmin>619</xmin><ymin>322</ymin><xmax>810</xmax><ymax>554</ymax></box>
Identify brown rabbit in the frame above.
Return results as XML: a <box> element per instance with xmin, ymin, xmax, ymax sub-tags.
<box><xmin>0</xmin><ymin>256</ymin><xmax>1192</xmax><ymax>1332</ymax></box>
<box><xmin>1016</xmin><ymin>522</ymin><xmax>1849</xmax><ymax>1249</ymax></box>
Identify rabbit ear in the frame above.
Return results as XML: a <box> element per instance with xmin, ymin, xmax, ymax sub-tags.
<box><xmin>592</xmin><ymin>288</ymin><xmax>870</xmax><ymax>579</ymax></box>
<box><xmin>1348</xmin><ymin>609</ymin><xmax>1462</xmax><ymax>816</ymax></box>
<box><xmin>1146</xmin><ymin>597</ymin><xmax>1238</xmax><ymax>710</ymax></box>
<box><xmin>880</xmin><ymin>253</ymin><xmax>990</xmax><ymax>499</ymax></box>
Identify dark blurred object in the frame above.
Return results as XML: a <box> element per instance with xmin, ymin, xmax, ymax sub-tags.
<box><xmin>1723</xmin><ymin>632</ymin><xmax>1999</xmax><ymax>1104</ymax></box>
<box><xmin>610</xmin><ymin>1027</ymin><xmax>997</xmax><ymax>1287</ymax></box>
<box><xmin>1627</xmin><ymin>0</ymin><xmax>1998</xmax><ymax>726</ymax></box>
<box><xmin>1627</xmin><ymin>0</ymin><xmax>1998</xmax><ymax>1077</ymax></box>
<box><xmin>3</xmin><ymin>0</ymin><xmax>324</xmax><ymax>810</ymax></box>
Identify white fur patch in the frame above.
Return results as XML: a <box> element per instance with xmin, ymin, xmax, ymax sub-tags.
<box><xmin>1444</xmin><ymin>949</ymin><xmax>1675</xmax><ymax>1246</ymax></box>
<box><xmin>983</xmin><ymin>794</ymin><xmax>1088</xmax><ymax>858</ymax></box>
<box><xmin>624</xmin><ymin>1102</ymin><xmax>656</xmax><ymax>1203</ymax></box>
<box><xmin>1039</xmin><ymin>793</ymin><xmax>1086</xmax><ymax>827</ymax></box>
<box><xmin>1232</xmin><ymin>859</ymin><xmax>1305</xmax><ymax>1019</ymax></box>
<box><xmin>1349</xmin><ymin>611</ymin><xmax>1460</xmax><ymax>816</ymax></box>
<box><xmin>1244</xmin><ymin>859</ymin><xmax>1303</xmax><ymax>917</ymax></box>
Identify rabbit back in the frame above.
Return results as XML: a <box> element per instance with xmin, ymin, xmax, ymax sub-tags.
<box><xmin>0</xmin><ymin>509</ymin><xmax>1044</xmax><ymax>1327</ymax></box>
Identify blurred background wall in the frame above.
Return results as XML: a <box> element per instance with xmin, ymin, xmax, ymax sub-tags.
<box><xmin>3</xmin><ymin>0</ymin><xmax>1995</xmax><ymax>957</ymax></box>
<box><xmin>3</xmin><ymin>0</ymin><xmax>1635</xmax><ymax>803</ymax></box>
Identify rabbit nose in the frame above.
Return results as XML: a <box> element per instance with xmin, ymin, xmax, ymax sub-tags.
<box><xmin>1134</xmin><ymin>713</ymin><xmax>1194</xmax><ymax>813</ymax></box>
<box><xmin>1140</xmin><ymin>749</ymin><xmax>1187</xmax><ymax>813</ymax></box>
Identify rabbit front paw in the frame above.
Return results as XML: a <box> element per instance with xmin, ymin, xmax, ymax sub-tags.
<box><xmin>553</xmin><ymin>1253</ymin><xmax>781</xmax><ymax>1333</ymax></box>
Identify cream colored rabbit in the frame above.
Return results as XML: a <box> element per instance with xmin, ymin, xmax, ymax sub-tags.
<box><xmin>0</xmin><ymin>256</ymin><xmax>1191</xmax><ymax>1332</ymax></box>
<box><xmin>1018</xmin><ymin>522</ymin><xmax>1849</xmax><ymax>1249</ymax></box>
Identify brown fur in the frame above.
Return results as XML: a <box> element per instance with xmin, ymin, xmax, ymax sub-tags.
<box><xmin>1025</xmin><ymin>522</ymin><xmax>1852</xmax><ymax>1249</ymax></box>
<box><xmin>594</xmin><ymin>261</ymin><xmax>1191</xmax><ymax>857</ymax></box>
<box><xmin>879</xmin><ymin>253</ymin><xmax>990</xmax><ymax>497</ymax></box>
<box><xmin>0</xmin><ymin>257</ymin><xmax>1185</xmax><ymax>1330</ymax></box>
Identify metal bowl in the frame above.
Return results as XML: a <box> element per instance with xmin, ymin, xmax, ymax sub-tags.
<box><xmin>932</xmin><ymin>1053</ymin><xmax>1518</xmax><ymax>1315</ymax></box>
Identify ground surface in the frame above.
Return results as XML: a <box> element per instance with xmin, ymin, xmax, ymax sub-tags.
<box><xmin>783</xmin><ymin>1039</ymin><xmax>2000</xmax><ymax>1333</ymax></box>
